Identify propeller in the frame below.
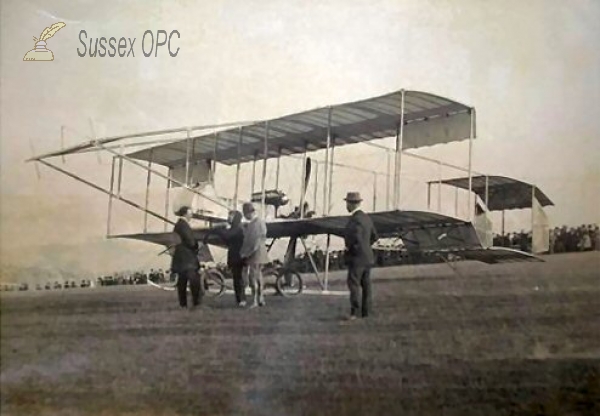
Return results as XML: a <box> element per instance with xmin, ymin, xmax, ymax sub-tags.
<box><xmin>28</xmin><ymin>138</ymin><xmax>41</xmax><ymax>180</ymax></box>
<box><xmin>304</xmin><ymin>157</ymin><xmax>312</xmax><ymax>198</ymax></box>
<box><xmin>300</xmin><ymin>157</ymin><xmax>312</xmax><ymax>216</ymax></box>
<box><xmin>60</xmin><ymin>126</ymin><xmax>66</xmax><ymax>164</ymax></box>
<box><xmin>89</xmin><ymin>118</ymin><xmax>102</xmax><ymax>164</ymax></box>
<box><xmin>282</xmin><ymin>156</ymin><xmax>313</xmax><ymax>267</ymax></box>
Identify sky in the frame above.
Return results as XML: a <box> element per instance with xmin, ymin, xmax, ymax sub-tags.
<box><xmin>1</xmin><ymin>0</ymin><xmax>599</xmax><ymax>277</ymax></box>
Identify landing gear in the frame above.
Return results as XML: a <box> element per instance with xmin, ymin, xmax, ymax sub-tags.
<box><xmin>275</xmin><ymin>269</ymin><xmax>303</xmax><ymax>297</ymax></box>
<box><xmin>150</xmin><ymin>269</ymin><xmax>226</xmax><ymax>297</ymax></box>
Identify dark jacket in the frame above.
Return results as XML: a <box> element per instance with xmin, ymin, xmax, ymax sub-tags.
<box><xmin>171</xmin><ymin>218</ymin><xmax>199</xmax><ymax>273</ymax></box>
<box><xmin>215</xmin><ymin>212</ymin><xmax>245</xmax><ymax>267</ymax></box>
<box><xmin>344</xmin><ymin>210</ymin><xmax>379</xmax><ymax>267</ymax></box>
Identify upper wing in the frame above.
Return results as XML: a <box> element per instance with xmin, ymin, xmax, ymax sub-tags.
<box><xmin>125</xmin><ymin>90</ymin><xmax>472</xmax><ymax>167</ymax></box>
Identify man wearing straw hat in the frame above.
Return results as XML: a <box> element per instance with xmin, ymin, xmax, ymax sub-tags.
<box><xmin>240</xmin><ymin>202</ymin><xmax>269</xmax><ymax>308</ymax></box>
<box><xmin>343</xmin><ymin>192</ymin><xmax>378</xmax><ymax>320</ymax></box>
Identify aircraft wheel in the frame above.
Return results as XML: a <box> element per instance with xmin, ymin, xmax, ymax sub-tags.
<box><xmin>260</xmin><ymin>269</ymin><xmax>279</xmax><ymax>296</ymax></box>
<box><xmin>203</xmin><ymin>269</ymin><xmax>226</xmax><ymax>297</ymax></box>
<box><xmin>275</xmin><ymin>269</ymin><xmax>303</xmax><ymax>297</ymax></box>
<box><xmin>148</xmin><ymin>277</ymin><xmax>178</xmax><ymax>291</ymax></box>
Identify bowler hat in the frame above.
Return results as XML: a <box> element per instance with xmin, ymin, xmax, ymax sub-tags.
<box><xmin>344</xmin><ymin>192</ymin><xmax>362</xmax><ymax>202</ymax></box>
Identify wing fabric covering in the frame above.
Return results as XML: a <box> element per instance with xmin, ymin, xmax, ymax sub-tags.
<box><xmin>113</xmin><ymin>210</ymin><xmax>474</xmax><ymax>248</ymax></box>
<box><xmin>109</xmin><ymin>229</ymin><xmax>222</xmax><ymax>262</ymax></box>
<box><xmin>459</xmin><ymin>247</ymin><xmax>543</xmax><ymax>264</ymax></box>
<box><xmin>125</xmin><ymin>90</ymin><xmax>472</xmax><ymax>167</ymax></box>
<box><xmin>265</xmin><ymin>210</ymin><xmax>481</xmax><ymax>246</ymax></box>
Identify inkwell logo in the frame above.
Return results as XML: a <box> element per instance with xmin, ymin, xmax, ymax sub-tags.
<box><xmin>23</xmin><ymin>22</ymin><xmax>66</xmax><ymax>61</ymax></box>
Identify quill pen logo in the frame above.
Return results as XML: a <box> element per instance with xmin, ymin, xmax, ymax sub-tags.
<box><xmin>24</xmin><ymin>22</ymin><xmax>66</xmax><ymax>61</ymax></box>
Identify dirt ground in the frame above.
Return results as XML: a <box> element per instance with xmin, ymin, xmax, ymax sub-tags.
<box><xmin>1</xmin><ymin>252</ymin><xmax>599</xmax><ymax>416</ymax></box>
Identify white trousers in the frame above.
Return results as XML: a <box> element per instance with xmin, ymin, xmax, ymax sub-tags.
<box><xmin>245</xmin><ymin>264</ymin><xmax>264</xmax><ymax>305</ymax></box>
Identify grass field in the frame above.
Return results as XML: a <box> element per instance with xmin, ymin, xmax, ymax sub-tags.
<box><xmin>1</xmin><ymin>252</ymin><xmax>599</xmax><ymax>416</ymax></box>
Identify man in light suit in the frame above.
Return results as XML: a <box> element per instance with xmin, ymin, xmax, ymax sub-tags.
<box><xmin>343</xmin><ymin>192</ymin><xmax>378</xmax><ymax>319</ymax></box>
<box><xmin>240</xmin><ymin>202</ymin><xmax>269</xmax><ymax>308</ymax></box>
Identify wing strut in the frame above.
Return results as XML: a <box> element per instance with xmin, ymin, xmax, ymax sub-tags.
<box><xmin>299</xmin><ymin>237</ymin><xmax>324</xmax><ymax>290</ymax></box>
<box><xmin>38</xmin><ymin>159</ymin><xmax>175</xmax><ymax>228</ymax></box>
<box><xmin>95</xmin><ymin>141</ymin><xmax>230</xmax><ymax>210</ymax></box>
<box><xmin>435</xmin><ymin>253</ymin><xmax>466</xmax><ymax>279</ymax></box>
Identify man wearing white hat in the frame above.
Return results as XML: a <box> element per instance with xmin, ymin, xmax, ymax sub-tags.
<box><xmin>343</xmin><ymin>192</ymin><xmax>378</xmax><ymax>320</ymax></box>
<box><xmin>240</xmin><ymin>202</ymin><xmax>269</xmax><ymax>308</ymax></box>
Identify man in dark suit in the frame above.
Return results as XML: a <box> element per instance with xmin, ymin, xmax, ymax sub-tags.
<box><xmin>171</xmin><ymin>206</ymin><xmax>202</xmax><ymax>308</ymax></box>
<box><xmin>343</xmin><ymin>192</ymin><xmax>378</xmax><ymax>319</ymax></box>
<box><xmin>204</xmin><ymin>210</ymin><xmax>247</xmax><ymax>306</ymax></box>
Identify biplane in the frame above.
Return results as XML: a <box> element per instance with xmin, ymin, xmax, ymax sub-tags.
<box><xmin>28</xmin><ymin>89</ymin><xmax>544</xmax><ymax>290</ymax></box>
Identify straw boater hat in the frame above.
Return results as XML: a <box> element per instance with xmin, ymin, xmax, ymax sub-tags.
<box><xmin>242</xmin><ymin>202</ymin><xmax>255</xmax><ymax>214</ymax></box>
<box><xmin>175</xmin><ymin>206</ymin><xmax>191</xmax><ymax>216</ymax></box>
<box><xmin>344</xmin><ymin>192</ymin><xmax>362</xmax><ymax>203</ymax></box>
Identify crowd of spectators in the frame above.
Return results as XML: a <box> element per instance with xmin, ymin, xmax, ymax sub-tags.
<box><xmin>493</xmin><ymin>232</ymin><xmax>532</xmax><ymax>252</ymax></box>
<box><xmin>493</xmin><ymin>224</ymin><xmax>599</xmax><ymax>253</ymax></box>
<box><xmin>1</xmin><ymin>269</ymin><xmax>172</xmax><ymax>292</ymax></box>
<box><xmin>1</xmin><ymin>279</ymin><xmax>92</xmax><ymax>292</ymax></box>
<box><xmin>548</xmin><ymin>225</ymin><xmax>598</xmax><ymax>253</ymax></box>
<box><xmin>289</xmin><ymin>248</ymin><xmax>447</xmax><ymax>273</ymax></box>
<box><xmin>291</xmin><ymin>250</ymin><xmax>346</xmax><ymax>272</ymax></box>
<box><xmin>96</xmin><ymin>269</ymin><xmax>171</xmax><ymax>286</ymax></box>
